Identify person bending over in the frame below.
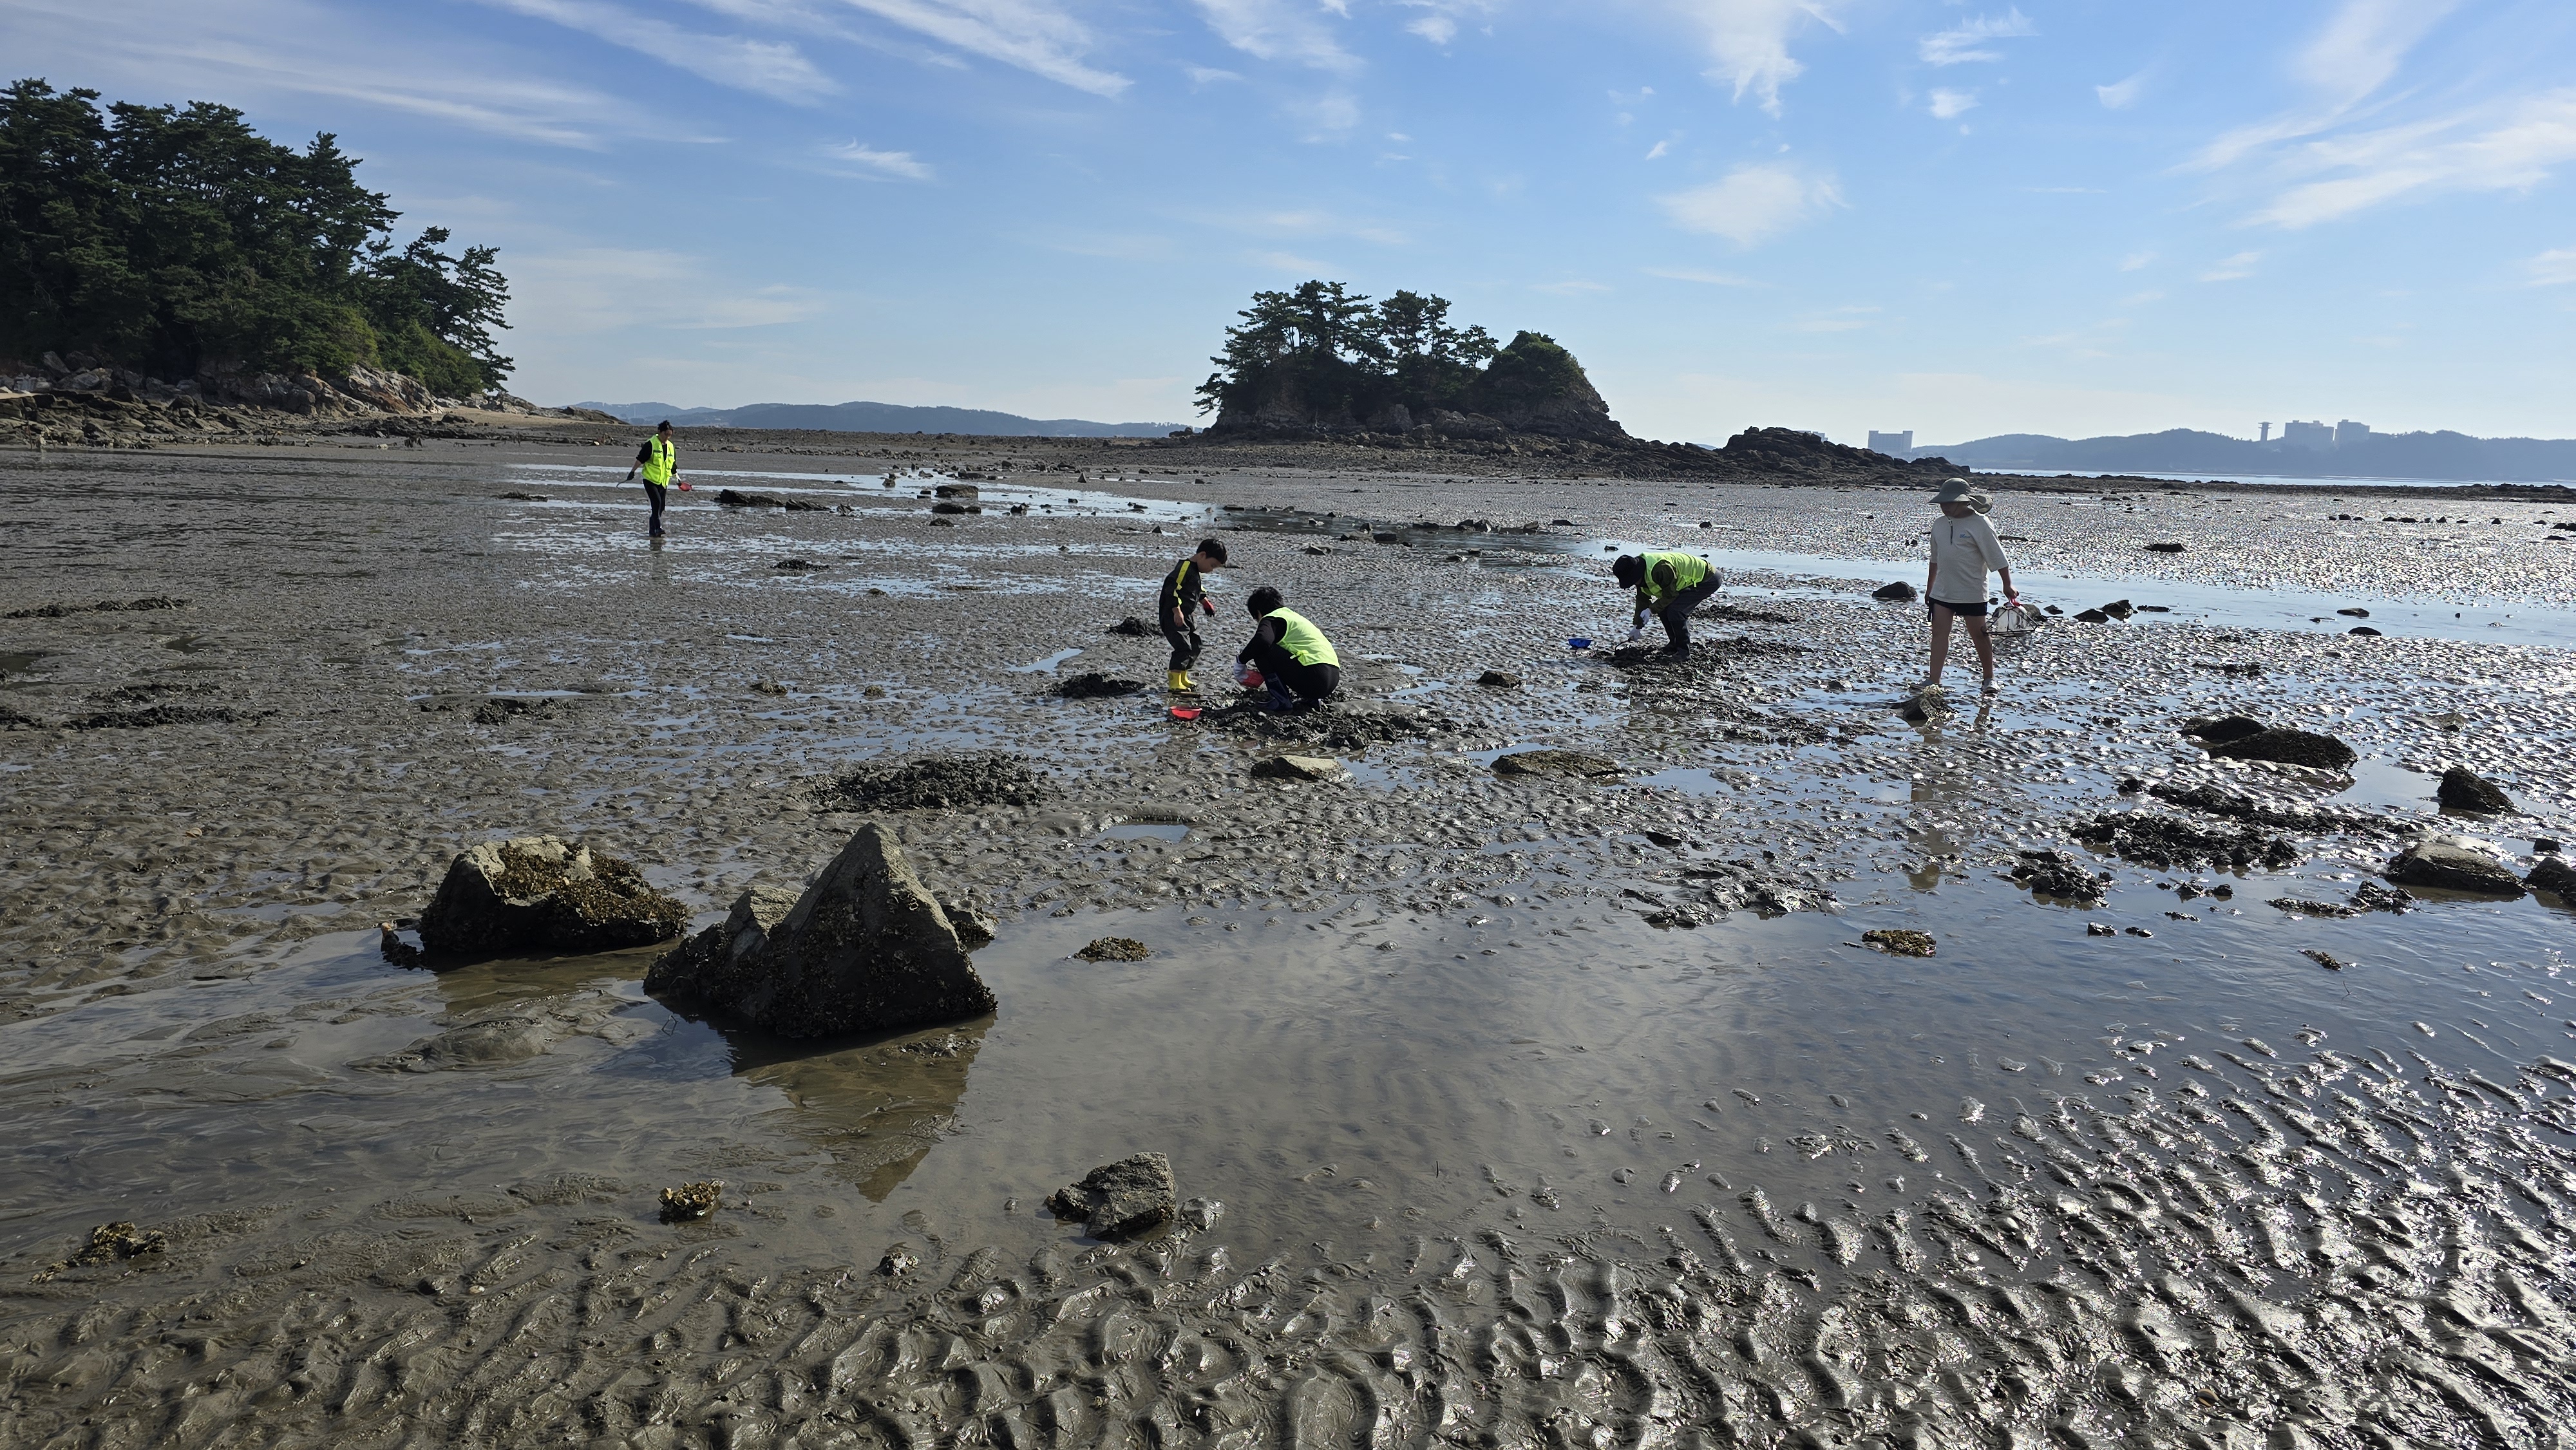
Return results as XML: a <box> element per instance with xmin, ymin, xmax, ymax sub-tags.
<box><xmin>1611</xmin><ymin>551</ymin><xmax>1723</xmax><ymax>660</ymax></box>
<box><xmin>1236</xmin><ymin>586</ymin><xmax>1340</xmax><ymax>713</ymax></box>
<box><xmin>1160</xmin><ymin>538</ymin><xmax>1228</xmax><ymax>694</ymax></box>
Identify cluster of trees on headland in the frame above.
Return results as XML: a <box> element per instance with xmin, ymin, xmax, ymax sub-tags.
<box><xmin>0</xmin><ymin>79</ymin><xmax>511</xmax><ymax>396</ymax></box>
<box><xmin>1195</xmin><ymin>280</ymin><xmax>1619</xmax><ymax>439</ymax></box>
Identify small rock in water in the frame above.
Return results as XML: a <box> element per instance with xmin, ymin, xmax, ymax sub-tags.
<box><xmin>644</xmin><ymin>824</ymin><xmax>998</xmax><ymax>1037</ymax></box>
<box><xmin>877</xmin><ymin>1243</ymin><xmax>919</xmax><ymax>1276</ymax></box>
<box><xmin>1477</xmin><ymin>670</ymin><xmax>1520</xmax><ymax>688</ymax></box>
<box><xmin>2337</xmin><ymin>607</ymin><xmax>2370</xmax><ymax>617</ymax></box>
<box><xmin>2436</xmin><ymin>766</ymin><xmax>2514</xmax><ymax>814</ymax></box>
<box><xmin>773</xmin><ymin>558</ymin><xmax>826</xmax><ymax>571</ymax></box>
<box><xmin>2348</xmin><ymin>626</ymin><xmax>2382</xmax><ymax>636</ymax></box>
<box><xmin>1045</xmin><ymin>1152</ymin><xmax>1177</xmax><ymax>1240</ymax></box>
<box><xmin>1076</xmin><ymin>937</ymin><xmax>1150</xmax><ymax>962</ymax></box>
<box><xmin>2208</xmin><ymin>728</ymin><xmax>2358</xmax><ymax>769</ymax></box>
<box><xmin>1180</xmin><ymin>1198</ymin><xmax>1224</xmax><ymax>1230</ymax></box>
<box><xmin>2521</xmin><ymin>855</ymin><xmax>2576</xmax><ymax>898</ymax></box>
<box><xmin>2302</xmin><ymin>949</ymin><xmax>2350</xmax><ymax>970</ymax></box>
<box><xmin>2386</xmin><ymin>840</ymin><xmax>2525</xmax><ymax>897</ymax></box>
<box><xmin>416</xmin><ymin>836</ymin><xmax>688</xmax><ymax>961</ymax></box>
<box><xmin>2011</xmin><ymin>849</ymin><xmax>2106</xmax><ymax>903</ymax></box>
<box><xmin>1871</xmin><ymin>581</ymin><xmax>1917</xmax><ymax>601</ymax></box>
<box><xmin>1861</xmin><ymin>928</ymin><xmax>1935</xmax><ymax>957</ymax></box>
<box><xmin>658</xmin><ymin>1181</ymin><xmax>722</xmax><ymax>1221</ymax></box>
<box><xmin>2086</xmin><ymin>923</ymin><xmax>2116</xmax><ymax>936</ymax></box>
<box><xmin>2124</xmin><ymin>927</ymin><xmax>2154</xmax><ymax>937</ymax></box>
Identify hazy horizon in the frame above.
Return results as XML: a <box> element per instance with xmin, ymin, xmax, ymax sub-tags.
<box><xmin>9</xmin><ymin>0</ymin><xmax>2572</xmax><ymax>446</ymax></box>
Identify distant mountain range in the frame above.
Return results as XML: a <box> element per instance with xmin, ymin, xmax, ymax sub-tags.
<box><xmin>576</xmin><ymin>400</ymin><xmax>1186</xmax><ymax>437</ymax></box>
<box><xmin>1907</xmin><ymin>428</ymin><xmax>2576</xmax><ymax>483</ymax></box>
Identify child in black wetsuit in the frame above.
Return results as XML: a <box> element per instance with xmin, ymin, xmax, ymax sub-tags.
<box><xmin>1160</xmin><ymin>538</ymin><xmax>1228</xmax><ymax>693</ymax></box>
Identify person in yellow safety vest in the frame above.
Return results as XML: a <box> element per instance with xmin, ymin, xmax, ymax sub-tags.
<box><xmin>623</xmin><ymin>420</ymin><xmax>683</xmax><ymax>537</ymax></box>
<box><xmin>1610</xmin><ymin>550</ymin><xmax>1724</xmax><ymax>661</ymax></box>
<box><xmin>1234</xmin><ymin>586</ymin><xmax>1341</xmax><ymax>713</ymax></box>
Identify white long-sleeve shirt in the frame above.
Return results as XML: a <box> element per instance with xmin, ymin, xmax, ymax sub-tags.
<box><xmin>1928</xmin><ymin>514</ymin><xmax>2010</xmax><ymax>605</ymax></box>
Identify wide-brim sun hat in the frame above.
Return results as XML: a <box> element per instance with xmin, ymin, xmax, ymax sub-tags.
<box><xmin>1931</xmin><ymin>478</ymin><xmax>1993</xmax><ymax>513</ymax></box>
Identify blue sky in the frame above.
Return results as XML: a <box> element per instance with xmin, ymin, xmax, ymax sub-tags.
<box><xmin>10</xmin><ymin>0</ymin><xmax>2575</xmax><ymax>444</ymax></box>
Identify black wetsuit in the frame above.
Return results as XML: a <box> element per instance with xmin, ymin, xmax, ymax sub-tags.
<box><xmin>1159</xmin><ymin>557</ymin><xmax>1209</xmax><ymax>672</ymax></box>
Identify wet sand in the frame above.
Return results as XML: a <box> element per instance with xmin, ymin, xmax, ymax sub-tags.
<box><xmin>3</xmin><ymin>439</ymin><xmax>2575</xmax><ymax>1447</ymax></box>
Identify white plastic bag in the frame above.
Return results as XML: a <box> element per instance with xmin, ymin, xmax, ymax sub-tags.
<box><xmin>1990</xmin><ymin>599</ymin><xmax>2041</xmax><ymax>635</ymax></box>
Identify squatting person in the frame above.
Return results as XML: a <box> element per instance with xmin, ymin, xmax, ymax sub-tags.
<box><xmin>1611</xmin><ymin>550</ymin><xmax>1723</xmax><ymax>660</ymax></box>
<box><xmin>1160</xmin><ymin>538</ymin><xmax>1228</xmax><ymax>694</ymax></box>
<box><xmin>1922</xmin><ymin>478</ymin><xmax>2020</xmax><ymax>696</ymax></box>
<box><xmin>623</xmin><ymin>420</ymin><xmax>683</xmax><ymax>538</ymax></box>
<box><xmin>1236</xmin><ymin>586</ymin><xmax>1340</xmax><ymax>713</ymax></box>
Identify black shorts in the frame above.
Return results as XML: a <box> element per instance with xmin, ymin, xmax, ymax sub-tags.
<box><xmin>1927</xmin><ymin>598</ymin><xmax>1988</xmax><ymax>617</ymax></box>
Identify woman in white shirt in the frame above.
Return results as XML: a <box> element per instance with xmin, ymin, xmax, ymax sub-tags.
<box><xmin>1922</xmin><ymin>479</ymin><xmax>2019</xmax><ymax>695</ymax></box>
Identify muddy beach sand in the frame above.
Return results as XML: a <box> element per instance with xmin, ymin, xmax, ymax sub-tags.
<box><xmin>4</xmin><ymin>437</ymin><xmax>2576</xmax><ymax>1447</ymax></box>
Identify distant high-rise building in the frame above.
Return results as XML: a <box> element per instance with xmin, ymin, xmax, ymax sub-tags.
<box><xmin>2282</xmin><ymin>419</ymin><xmax>2333</xmax><ymax>451</ymax></box>
<box><xmin>1867</xmin><ymin>429</ymin><xmax>1913</xmax><ymax>455</ymax></box>
<box><xmin>2335</xmin><ymin>419</ymin><xmax>2370</xmax><ymax>448</ymax></box>
<box><xmin>2259</xmin><ymin>422</ymin><xmax>2272</xmax><ymax>442</ymax></box>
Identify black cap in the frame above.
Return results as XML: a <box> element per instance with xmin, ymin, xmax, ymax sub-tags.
<box><xmin>1611</xmin><ymin>554</ymin><xmax>1643</xmax><ymax>586</ymax></box>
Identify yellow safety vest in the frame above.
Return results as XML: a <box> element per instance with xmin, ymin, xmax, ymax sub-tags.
<box><xmin>641</xmin><ymin>435</ymin><xmax>676</xmax><ymax>485</ymax></box>
<box><xmin>1638</xmin><ymin>551</ymin><xmax>1710</xmax><ymax>605</ymax></box>
<box><xmin>1266</xmin><ymin>608</ymin><xmax>1340</xmax><ymax>667</ymax></box>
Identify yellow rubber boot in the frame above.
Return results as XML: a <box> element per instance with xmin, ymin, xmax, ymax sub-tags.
<box><xmin>1168</xmin><ymin>670</ymin><xmax>1193</xmax><ymax>694</ymax></box>
<box><xmin>1180</xmin><ymin>670</ymin><xmax>1198</xmax><ymax>692</ymax></box>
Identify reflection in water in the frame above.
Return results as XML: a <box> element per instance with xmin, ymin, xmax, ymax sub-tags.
<box><xmin>727</xmin><ymin>1017</ymin><xmax>991</xmax><ymax>1201</ymax></box>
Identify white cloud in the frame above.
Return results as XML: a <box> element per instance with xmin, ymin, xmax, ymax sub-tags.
<box><xmin>1670</xmin><ymin>0</ymin><xmax>1845</xmax><ymax>117</ymax></box>
<box><xmin>1190</xmin><ymin>0</ymin><xmax>1361</xmax><ymax>73</ymax></box>
<box><xmin>1184</xmin><ymin>63</ymin><xmax>1243</xmax><ymax>85</ymax></box>
<box><xmin>2199</xmin><ymin>250</ymin><xmax>2262</xmax><ymax>281</ymax></box>
<box><xmin>2248</xmin><ymin>89</ymin><xmax>2576</xmax><ymax>228</ymax></box>
<box><xmin>1406</xmin><ymin>15</ymin><xmax>1456</xmax><ymax>44</ymax></box>
<box><xmin>1249</xmin><ymin>249</ymin><xmax>1335</xmax><ymax>272</ymax></box>
<box><xmin>1919</xmin><ymin>8</ymin><xmax>2034</xmax><ymax>67</ymax></box>
<box><xmin>3</xmin><ymin>0</ymin><xmax>665</xmax><ymax>147</ymax></box>
<box><xmin>2119</xmin><ymin>250</ymin><xmax>2155</xmax><ymax>270</ymax></box>
<box><xmin>1928</xmin><ymin>88</ymin><xmax>1976</xmax><ymax>120</ymax></box>
<box><xmin>510</xmin><ymin>249</ymin><xmax>831</xmax><ymax>332</ymax></box>
<box><xmin>2095</xmin><ymin>71</ymin><xmax>2146</xmax><ymax>109</ymax></box>
<box><xmin>484</xmin><ymin>0</ymin><xmax>837</xmax><ymax>100</ymax></box>
<box><xmin>2191</xmin><ymin>0</ymin><xmax>2461</xmax><ymax>171</ymax></box>
<box><xmin>1290</xmin><ymin>89</ymin><xmax>1363</xmax><ymax>137</ymax></box>
<box><xmin>1645</xmin><ymin>140</ymin><xmax>1671</xmax><ymax>160</ymax></box>
<box><xmin>832</xmin><ymin>0</ymin><xmax>1130</xmax><ymax>96</ymax></box>
<box><xmin>1658</xmin><ymin>164</ymin><xmax>1843</xmax><ymax>247</ymax></box>
<box><xmin>2528</xmin><ymin>246</ymin><xmax>2576</xmax><ymax>286</ymax></box>
<box><xmin>819</xmin><ymin>138</ymin><xmax>932</xmax><ymax>179</ymax></box>
<box><xmin>1644</xmin><ymin>267</ymin><xmax>1757</xmax><ymax>286</ymax></box>
<box><xmin>1535</xmin><ymin>279</ymin><xmax>1610</xmax><ymax>295</ymax></box>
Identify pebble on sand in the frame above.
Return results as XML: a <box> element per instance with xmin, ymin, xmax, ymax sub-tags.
<box><xmin>658</xmin><ymin>1181</ymin><xmax>722</xmax><ymax>1222</ymax></box>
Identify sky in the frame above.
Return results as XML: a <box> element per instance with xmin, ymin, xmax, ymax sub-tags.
<box><xmin>8</xmin><ymin>0</ymin><xmax>2575</xmax><ymax>445</ymax></box>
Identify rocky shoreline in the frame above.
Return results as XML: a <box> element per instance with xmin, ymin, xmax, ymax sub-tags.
<box><xmin>3</xmin><ymin>434</ymin><xmax>2574</xmax><ymax>1447</ymax></box>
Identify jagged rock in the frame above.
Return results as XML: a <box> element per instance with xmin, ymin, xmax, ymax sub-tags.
<box><xmin>1871</xmin><ymin>581</ymin><xmax>1917</xmax><ymax>601</ymax></box>
<box><xmin>2208</xmin><ymin>728</ymin><xmax>2358</xmax><ymax>770</ymax></box>
<box><xmin>2436</xmin><ymin>766</ymin><xmax>2514</xmax><ymax>814</ymax></box>
<box><xmin>1477</xmin><ymin>670</ymin><xmax>1520</xmax><ymax>688</ymax></box>
<box><xmin>1075</xmin><ymin>937</ymin><xmax>1150</xmax><ymax>962</ymax></box>
<box><xmin>415</xmin><ymin>836</ymin><xmax>688</xmax><ymax>961</ymax></box>
<box><xmin>1251</xmin><ymin>754</ymin><xmax>1341</xmax><ymax>781</ymax></box>
<box><xmin>1107</xmin><ymin>616</ymin><xmax>1153</xmax><ymax>636</ymax></box>
<box><xmin>1045</xmin><ymin>1153</ymin><xmax>1177</xmax><ymax>1240</ymax></box>
<box><xmin>2010</xmin><ymin>849</ymin><xmax>2106</xmax><ymax>903</ymax></box>
<box><xmin>2528</xmin><ymin>856</ymin><xmax>2576</xmax><ymax>898</ymax></box>
<box><xmin>1862</xmin><ymin>929</ymin><xmax>1935</xmax><ymax>957</ymax></box>
<box><xmin>2385</xmin><ymin>840</ymin><xmax>2525</xmax><ymax>897</ymax></box>
<box><xmin>2074</xmin><ymin>813</ymin><xmax>2298</xmax><ymax>871</ymax></box>
<box><xmin>1493</xmin><ymin>749</ymin><xmax>1620</xmax><ymax>779</ymax></box>
<box><xmin>643</xmin><ymin>825</ymin><xmax>996</xmax><ymax>1037</ymax></box>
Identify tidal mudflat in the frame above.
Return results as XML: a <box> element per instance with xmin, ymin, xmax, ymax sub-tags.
<box><xmin>3</xmin><ymin>441</ymin><xmax>2574</xmax><ymax>1447</ymax></box>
